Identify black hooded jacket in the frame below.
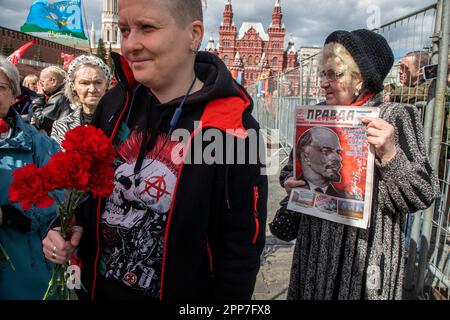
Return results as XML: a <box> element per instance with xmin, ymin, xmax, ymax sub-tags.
<box><xmin>31</xmin><ymin>82</ymin><xmax>72</xmax><ymax>135</ymax></box>
<box><xmin>74</xmin><ymin>51</ymin><xmax>268</xmax><ymax>301</ymax></box>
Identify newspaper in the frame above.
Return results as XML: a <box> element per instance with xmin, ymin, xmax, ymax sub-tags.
<box><xmin>286</xmin><ymin>105</ymin><xmax>380</xmax><ymax>229</ymax></box>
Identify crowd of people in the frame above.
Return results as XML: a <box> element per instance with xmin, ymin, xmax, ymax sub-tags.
<box><xmin>0</xmin><ymin>0</ymin><xmax>446</xmax><ymax>301</ymax></box>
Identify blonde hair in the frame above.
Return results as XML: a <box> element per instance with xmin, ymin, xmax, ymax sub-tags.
<box><xmin>22</xmin><ymin>74</ymin><xmax>38</xmax><ymax>89</ymax></box>
<box><xmin>320</xmin><ymin>42</ymin><xmax>362</xmax><ymax>88</ymax></box>
<box><xmin>41</xmin><ymin>66</ymin><xmax>66</xmax><ymax>84</ymax></box>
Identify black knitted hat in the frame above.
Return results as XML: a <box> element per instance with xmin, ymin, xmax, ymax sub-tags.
<box><xmin>324</xmin><ymin>29</ymin><xmax>394</xmax><ymax>93</ymax></box>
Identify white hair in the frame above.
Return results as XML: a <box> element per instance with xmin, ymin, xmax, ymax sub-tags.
<box><xmin>0</xmin><ymin>56</ymin><xmax>21</xmax><ymax>97</ymax></box>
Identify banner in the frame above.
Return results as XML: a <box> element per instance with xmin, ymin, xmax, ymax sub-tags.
<box><xmin>20</xmin><ymin>0</ymin><xmax>88</xmax><ymax>46</ymax></box>
<box><xmin>7</xmin><ymin>40</ymin><xmax>36</xmax><ymax>65</ymax></box>
<box><xmin>61</xmin><ymin>52</ymin><xmax>74</xmax><ymax>69</ymax></box>
<box><xmin>230</xmin><ymin>69</ymin><xmax>238</xmax><ymax>80</ymax></box>
<box><xmin>287</xmin><ymin>105</ymin><xmax>379</xmax><ymax>229</ymax></box>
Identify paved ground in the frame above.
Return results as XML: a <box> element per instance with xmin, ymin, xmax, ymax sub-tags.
<box><xmin>252</xmin><ymin>150</ymin><xmax>295</xmax><ymax>300</ymax></box>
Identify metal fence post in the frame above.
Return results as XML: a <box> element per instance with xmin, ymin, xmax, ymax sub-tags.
<box><xmin>416</xmin><ymin>0</ymin><xmax>450</xmax><ymax>298</ymax></box>
<box><xmin>406</xmin><ymin>1</ymin><xmax>442</xmax><ymax>297</ymax></box>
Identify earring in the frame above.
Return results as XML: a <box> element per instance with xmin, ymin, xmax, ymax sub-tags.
<box><xmin>354</xmin><ymin>89</ymin><xmax>360</xmax><ymax>97</ymax></box>
<box><xmin>191</xmin><ymin>48</ymin><xmax>198</xmax><ymax>55</ymax></box>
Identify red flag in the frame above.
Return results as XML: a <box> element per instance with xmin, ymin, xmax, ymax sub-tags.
<box><xmin>61</xmin><ymin>53</ymin><xmax>75</xmax><ymax>70</ymax></box>
<box><xmin>7</xmin><ymin>40</ymin><xmax>36</xmax><ymax>65</ymax></box>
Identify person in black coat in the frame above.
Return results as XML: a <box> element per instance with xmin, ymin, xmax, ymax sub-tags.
<box><xmin>42</xmin><ymin>0</ymin><xmax>267</xmax><ymax>301</ymax></box>
<box><xmin>31</xmin><ymin>66</ymin><xmax>71</xmax><ymax>135</ymax></box>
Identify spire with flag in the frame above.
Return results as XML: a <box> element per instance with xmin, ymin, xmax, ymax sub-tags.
<box><xmin>257</xmin><ymin>53</ymin><xmax>270</xmax><ymax>96</ymax></box>
<box><xmin>231</xmin><ymin>51</ymin><xmax>244</xmax><ymax>84</ymax></box>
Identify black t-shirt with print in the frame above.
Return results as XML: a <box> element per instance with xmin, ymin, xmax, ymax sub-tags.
<box><xmin>97</xmin><ymin>88</ymin><xmax>183</xmax><ymax>300</ymax></box>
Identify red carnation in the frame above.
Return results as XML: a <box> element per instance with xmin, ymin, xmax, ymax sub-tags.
<box><xmin>61</xmin><ymin>125</ymin><xmax>115</xmax><ymax>163</ymax></box>
<box><xmin>44</xmin><ymin>152</ymin><xmax>73</xmax><ymax>189</ymax></box>
<box><xmin>9</xmin><ymin>124</ymin><xmax>116</xmax><ymax>300</ymax></box>
<box><xmin>0</xmin><ymin>119</ymin><xmax>9</xmax><ymax>134</ymax></box>
<box><xmin>89</xmin><ymin>162</ymin><xmax>115</xmax><ymax>198</ymax></box>
<box><xmin>63</xmin><ymin>153</ymin><xmax>92</xmax><ymax>191</ymax></box>
<box><xmin>9</xmin><ymin>164</ymin><xmax>55</xmax><ymax>210</ymax></box>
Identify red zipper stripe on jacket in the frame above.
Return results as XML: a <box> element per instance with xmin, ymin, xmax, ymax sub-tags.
<box><xmin>206</xmin><ymin>241</ymin><xmax>213</xmax><ymax>274</ymax></box>
<box><xmin>91</xmin><ymin>198</ymin><xmax>102</xmax><ymax>301</ymax></box>
<box><xmin>91</xmin><ymin>90</ymin><xmax>131</xmax><ymax>301</ymax></box>
<box><xmin>160</xmin><ymin>127</ymin><xmax>202</xmax><ymax>300</ymax></box>
<box><xmin>252</xmin><ymin>186</ymin><xmax>260</xmax><ymax>245</ymax></box>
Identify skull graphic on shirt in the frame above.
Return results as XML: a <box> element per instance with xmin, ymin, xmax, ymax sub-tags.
<box><xmin>101</xmin><ymin>158</ymin><xmax>177</xmax><ymax>295</ymax></box>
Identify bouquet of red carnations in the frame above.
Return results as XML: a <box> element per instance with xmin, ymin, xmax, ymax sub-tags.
<box><xmin>9</xmin><ymin>125</ymin><xmax>115</xmax><ymax>300</ymax></box>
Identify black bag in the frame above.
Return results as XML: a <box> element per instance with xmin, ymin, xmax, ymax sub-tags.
<box><xmin>269</xmin><ymin>195</ymin><xmax>301</xmax><ymax>242</ymax></box>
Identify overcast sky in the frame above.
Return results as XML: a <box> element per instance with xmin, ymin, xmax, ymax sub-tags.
<box><xmin>0</xmin><ymin>0</ymin><xmax>437</xmax><ymax>51</ymax></box>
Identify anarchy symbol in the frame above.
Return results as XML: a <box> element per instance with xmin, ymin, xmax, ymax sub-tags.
<box><xmin>140</xmin><ymin>175</ymin><xmax>171</xmax><ymax>201</ymax></box>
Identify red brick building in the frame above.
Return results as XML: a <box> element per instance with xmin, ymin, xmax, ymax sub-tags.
<box><xmin>208</xmin><ymin>0</ymin><xmax>300</xmax><ymax>95</ymax></box>
<box><xmin>0</xmin><ymin>26</ymin><xmax>88</xmax><ymax>79</ymax></box>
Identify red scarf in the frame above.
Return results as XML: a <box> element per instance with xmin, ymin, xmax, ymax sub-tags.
<box><xmin>351</xmin><ymin>92</ymin><xmax>375</xmax><ymax>106</ymax></box>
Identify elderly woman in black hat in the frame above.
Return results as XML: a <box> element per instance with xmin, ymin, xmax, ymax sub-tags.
<box><xmin>274</xmin><ymin>29</ymin><xmax>439</xmax><ymax>300</ymax></box>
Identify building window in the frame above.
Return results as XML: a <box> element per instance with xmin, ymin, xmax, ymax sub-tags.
<box><xmin>223</xmin><ymin>55</ymin><xmax>228</xmax><ymax>65</ymax></box>
<box><xmin>255</xmin><ymin>56</ymin><xmax>260</xmax><ymax>65</ymax></box>
<box><xmin>248</xmin><ymin>55</ymin><xmax>253</xmax><ymax>65</ymax></box>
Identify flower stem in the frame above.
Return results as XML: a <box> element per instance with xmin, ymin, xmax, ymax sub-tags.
<box><xmin>0</xmin><ymin>242</ymin><xmax>15</xmax><ymax>271</ymax></box>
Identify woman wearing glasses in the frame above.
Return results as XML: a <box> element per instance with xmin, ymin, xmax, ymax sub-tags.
<box><xmin>274</xmin><ymin>29</ymin><xmax>439</xmax><ymax>299</ymax></box>
<box><xmin>0</xmin><ymin>57</ymin><xmax>60</xmax><ymax>299</ymax></box>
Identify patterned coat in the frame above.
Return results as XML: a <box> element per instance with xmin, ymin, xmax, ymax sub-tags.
<box><xmin>280</xmin><ymin>97</ymin><xmax>440</xmax><ymax>300</ymax></box>
<box><xmin>50</xmin><ymin>107</ymin><xmax>81</xmax><ymax>146</ymax></box>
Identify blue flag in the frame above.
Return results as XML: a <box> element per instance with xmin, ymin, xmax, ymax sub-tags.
<box><xmin>21</xmin><ymin>0</ymin><xmax>87</xmax><ymax>40</ymax></box>
<box><xmin>257</xmin><ymin>79</ymin><xmax>263</xmax><ymax>95</ymax></box>
<box><xmin>236</xmin><ymin>71</ymin><xmax>242</xmax><ymax>85</ymax></box>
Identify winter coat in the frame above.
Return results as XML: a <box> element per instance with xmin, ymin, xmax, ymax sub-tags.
<box><xmin>31</xmin><ymin>83</ymin><xmax>72</xmax><ymax>136</ymax></box>
<box><xmin>51</xmin><ymin>107</ymin><xmax>82</xmax><ymax>146</ymax></box>
<box><xmin>71</xmin><ymin>51</ymin><xmax>268</xmax><ymax>301</ymax></box>
<box><xmin>0</xmin><ymin>109</ymin><xmax>60</xmax><ymax>299</ymax></box>
<box><xmin>280</xmin><ymin>95</ymin><xmax>440</xmax><ymax>300</ymax></box>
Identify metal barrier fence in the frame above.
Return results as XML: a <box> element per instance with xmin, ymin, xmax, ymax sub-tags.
<box><xmin>251</xmin><ymin>0</ymin><xmax>450</xmax><ymax>300</ymax></box>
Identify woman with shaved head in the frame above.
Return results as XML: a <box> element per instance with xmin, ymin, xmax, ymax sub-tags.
<box><xmin>43</xmin><ymin>0</ymin><xmax>267</xmax><ymax>301</ymax></box>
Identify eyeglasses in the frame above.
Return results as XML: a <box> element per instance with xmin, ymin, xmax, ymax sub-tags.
<box><xmin>0</xmin><ymin>82</ymin><xmax>11</xmax><ymax>95</ymax></box>
<box><xmin>319</xmin><ymin>69</ymin><xmax>345</xmax><ymax>82</ymax></box>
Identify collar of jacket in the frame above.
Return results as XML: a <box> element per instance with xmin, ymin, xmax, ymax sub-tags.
<box><xmin>109</xmin><ymin>52</ymin><xmax>251</xmax><ymax>137</ymax></box>
<box><xmin>110</xmin><ymin>52</ymin><xmax>137</xmax><ymax>92</ymax></box>
<box><xmin>45</xmin><ymin>82</ymin><xmax>65</xmax><ymax>98</ymax></box>
<box><xmin>200</xmin><ymin>86</ymin><xmax>250</xmax><ymax>137</ymax></box>
<box><xmin>64</xmin><ymin>107</ymin><xmax>82</xmax><ymax>125</ymax></box>
<box><xmin>0</xmin><ymin>109</ymin><xmax>33</xmax><ymax>151</ymax></box>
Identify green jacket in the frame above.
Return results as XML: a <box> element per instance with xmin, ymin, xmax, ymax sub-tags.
<box><xmin>389</xmin><ymin>80</ymin><xmax>431</xmax><ymax>104</ymax></box>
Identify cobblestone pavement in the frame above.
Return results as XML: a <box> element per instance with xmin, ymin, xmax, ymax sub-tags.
<box><xmin>253</xmin><ymin>153</ymin><xmax>295</xmax><ymax>300</ymax></box>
